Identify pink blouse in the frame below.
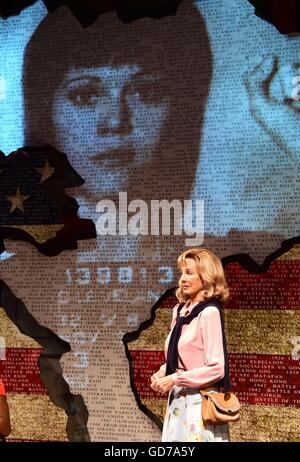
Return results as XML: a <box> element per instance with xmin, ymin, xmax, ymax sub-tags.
<box><xmin>159</xmin><ymin>301</ymin><xmax>225</xmax><ymax>388</ymax></box>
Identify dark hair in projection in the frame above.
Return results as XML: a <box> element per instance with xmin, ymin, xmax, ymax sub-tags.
<box><xmin>23</xmin><ymin>0</ymin><xmax>212</xmax><ymax>200</ymax></box>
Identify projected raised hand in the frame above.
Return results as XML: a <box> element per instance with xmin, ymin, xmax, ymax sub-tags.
<box><xmin>244</xmin><ymin>56</ymin><xmax>300</xmax><ymax>161</ymax></box>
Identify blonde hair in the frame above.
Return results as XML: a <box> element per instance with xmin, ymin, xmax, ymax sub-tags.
<box><xmin>175</xmin><ymin>248</ymin><xmax>229</xmax><ymax>306</ymax></box>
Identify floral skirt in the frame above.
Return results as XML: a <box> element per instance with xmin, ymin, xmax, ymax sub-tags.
<box><xmin>161</xmin><ymin>385</ymin><xmax>230</xmax><ymax>442</ymax></box>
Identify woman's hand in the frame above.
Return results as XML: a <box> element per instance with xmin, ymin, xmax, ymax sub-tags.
<box><xmin>150</xmin><ymin>375</ymin><xmax>174</xmax><ymax>394</ymax></box>
<box><xmin>244</xmin><ymin>55</ymin><xmax>300</xmax><ymax>160</ymax></box>
<box><xmin>150</xmin><ymin>368</ymin><xmax>166</xmax><ymax>383</ymax></box>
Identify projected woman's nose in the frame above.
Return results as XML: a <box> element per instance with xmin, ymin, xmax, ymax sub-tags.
<box><xmin>96</xmin><ymin>89</ymin><xmax>133</xmax><ymax>137</ymax></box>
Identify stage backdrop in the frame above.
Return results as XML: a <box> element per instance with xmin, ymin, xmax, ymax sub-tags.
<box><xmin>0</xmin><ymin>0</ymin><xmax>299</xmax><ymax>441</ymax></box>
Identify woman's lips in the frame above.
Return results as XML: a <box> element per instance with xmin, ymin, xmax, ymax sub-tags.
<box><xmin>90</xmin><ymin>150</ymin><xmax>135</xmax><ymax>167</ymax></box>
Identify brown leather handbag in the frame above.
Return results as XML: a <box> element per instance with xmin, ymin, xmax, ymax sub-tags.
<box><xmin>0</xmin><ymin>395</ymin><xmax>11</xmax><ymax>438</ymax></box>
<box><xmin>200</xmin><ymin>390</ymin><xmax>241</xmax><ymax>425</ymax></box>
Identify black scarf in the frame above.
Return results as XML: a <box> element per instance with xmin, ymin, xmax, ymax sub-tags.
<box><xmin>165</xmin><ymin>298</ymin><xmax>231</xmax><ymax>392</ymax></box>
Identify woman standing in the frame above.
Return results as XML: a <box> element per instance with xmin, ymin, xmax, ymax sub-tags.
<box><xmin>151</xmin><ymin>248</ymin><xmax>231</xmax><ymax>442</ymax></box>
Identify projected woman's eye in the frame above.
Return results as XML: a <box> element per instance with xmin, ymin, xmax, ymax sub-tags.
<box><xmin>67</xmin><ymin>87</ymin><xmax>98</xmax><ymax>107</ymax></box>
<box><xmin>127</xmin><ymin>78</ymin><xmax>164</xmax><ymax>105</ymax></box>
<box><xmin>66</xmin><ymin>83</ymin><xmax>104</xmax><ymax>107</ymax></box>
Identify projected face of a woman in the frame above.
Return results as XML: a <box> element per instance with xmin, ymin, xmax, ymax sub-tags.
<box><xmin>52</xmin><ymin>64</ymin><xmax>171</xmax><ymax>198</ymax></box>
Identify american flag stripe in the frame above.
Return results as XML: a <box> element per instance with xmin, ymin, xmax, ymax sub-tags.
<box><xmin>225</xmin><ymin>259</ymin><xmax>300</xmax><ymax>311</ymax></box>
<box><xmin>128</xmin><ymin>308</ymin><xmax>300</xmax><ymax>355</ymax></box>
<box><xmin>0</xmin><ymin>308</ymin><xmax>39</xmax><ymax>348</ymax></box>
<box><xmin>6</xmin><ymin>394</ymin><xmax>68</xmax><ymax>441</ymax></box>
<box><xmin>0</xmin><ymin>308</ymin><xmax>68</xmax><ymax>441</ymax></box>
<box><xmin>130</xmin><ymin>350</ymin><xmax>300</xmax><ymax>407</ymax></box>
<box><xmin>228</xmin><ymin>404</ymin><xmax>300</xmax><ymax>442</ymax></box>
<box><xmin>0</xmin><ymin>348</ymin><xmax>46</xmax><ymax>395</ymax></box>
